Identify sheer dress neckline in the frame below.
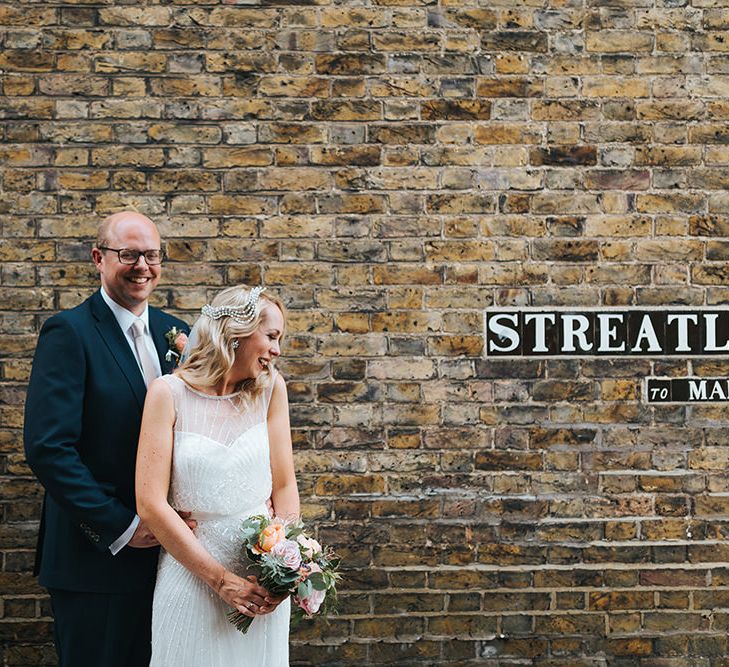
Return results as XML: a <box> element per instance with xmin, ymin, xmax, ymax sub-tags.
<box><xmin>177</xmin><ymin>377</ymin><xmax>242</xmax><ymax>400</ymax></box>
<box><xmin>161</xmin><ymin>373</ymin><xmax>277</xmax><ymax>450</ymax></box>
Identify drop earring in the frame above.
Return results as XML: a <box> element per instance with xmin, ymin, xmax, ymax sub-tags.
<box><xmin>232</xmin><ymin>339</ymin><xmax>239</xmax><ymax>350</ymax></box>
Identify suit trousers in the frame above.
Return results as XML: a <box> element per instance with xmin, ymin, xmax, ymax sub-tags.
<box><xmin>49</xmin><ymin>586</ymin><xmax>154</xmax><ymax>667</ymax></box>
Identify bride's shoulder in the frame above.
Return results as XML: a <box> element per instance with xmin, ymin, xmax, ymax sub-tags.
<box><xmin>143</xmin><ymin>376</ymin><xmax>177</xmax><ymax>421</ymax></box>
<box><xmin>268</xmin><ymin>367</ymin><xmax>286</xmax><ymax>391</ymax></box>
<box><xmin>266</xmin><ymin>369</ymin><xmax>289</xmax><ymax>406</ymax></box>
<box><xmin>158</xmin><ymin>373</ymin><xmax>184</xmax><ymax>391</ymax></box>
<box><xmin>152</xmin><ymin>374</ymin><xmax>186</xmax><ymax>404</ymax></box>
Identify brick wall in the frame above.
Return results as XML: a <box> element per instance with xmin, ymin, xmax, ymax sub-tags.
<box><xmin>3</xmin><ymin>1</ymin><xmax>729</xmax><ymax>665</ymax></box>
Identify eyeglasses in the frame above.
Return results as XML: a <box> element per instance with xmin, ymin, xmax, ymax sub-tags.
<box><xmin>98</xmin><ymin>247</ymin><xmax>164</xmax><ymax>265</ymax></box>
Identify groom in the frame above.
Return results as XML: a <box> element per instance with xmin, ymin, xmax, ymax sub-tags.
<box><xmin>24</xmin><ymin>211</ymin><xmax>189</xmax><ymax>666</ymax></box>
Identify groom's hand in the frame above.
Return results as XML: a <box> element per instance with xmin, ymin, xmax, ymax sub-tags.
<box><xmin>178</xmin><ymin>510</ymin><xmax>197</xmax><ymax>531</ymax></box>
<box><xmin>128</xmin><ymin>520</ymin><xmax>160</xmax><ymax>548</ymax></box>
<box><xmin>255</xmin><ymin>591</ymin><xmax>287</xmax><ymax>616</ymax></box>
<box><xmin>128</xmin><ymin>511</ymin><xmax>195</xmax><ymax>549</ymax></box>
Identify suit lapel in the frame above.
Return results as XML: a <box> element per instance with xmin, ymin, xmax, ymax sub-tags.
<box><xmin>150</xmin><ymin>307</ymin><xmax>175</xmax><ymax>375</ymax></box>
<box><xmin>90</xmin><ymin>291</ymin><xmax>147</xmax><ymax>409</ymax></box>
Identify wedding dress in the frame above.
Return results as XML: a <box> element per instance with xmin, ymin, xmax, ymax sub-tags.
<box><xmin>150</xmin><ymin>373</ymin><xmax>289</xmax><ymax>667</ymax></box>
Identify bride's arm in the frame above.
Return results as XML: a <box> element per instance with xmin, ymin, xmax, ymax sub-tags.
<box><xmin>135</xmin><ymin>378</ymin><xmax>270</xmax><ymax>616</ymax></box>
<box><xmin>268</xmin><ymin>373</ymin><xmax>300</xmax><ymax>521</ymax></box>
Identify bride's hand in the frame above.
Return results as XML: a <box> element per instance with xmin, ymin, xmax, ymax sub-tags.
<box><xmin>215</xmin><ymin>570</ymin><xmax>273</xmax><ymax>616</ymax></box>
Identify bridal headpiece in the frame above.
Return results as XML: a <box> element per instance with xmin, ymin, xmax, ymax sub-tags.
<box><xmin>201</xmin><ymin>286</ymin><xmax>265</xmax><ymax>325</ymax></box>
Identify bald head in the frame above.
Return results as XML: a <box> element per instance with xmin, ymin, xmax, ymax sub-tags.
<box><xmin>97</xmin><ymin>211</ymin><xmax>158</xmax><ymax>249</ymax></box>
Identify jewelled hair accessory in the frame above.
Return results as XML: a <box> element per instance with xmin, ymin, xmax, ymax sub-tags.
<box><xmin>201</xmin><ymin>287</ymin><xmax>265</xmax><ymax>325</ymax></box>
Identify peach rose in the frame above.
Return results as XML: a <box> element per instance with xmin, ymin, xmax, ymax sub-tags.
<box><xmin>258</xmin><ymin>521</ymin><xmax>285</xmax><ymax>552</ymax></box>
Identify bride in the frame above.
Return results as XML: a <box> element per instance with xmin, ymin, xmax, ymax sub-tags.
<box><xmin>136</xmin><ymin>285</ymin><xmax>299</xmax><ymax>666</ymax></box>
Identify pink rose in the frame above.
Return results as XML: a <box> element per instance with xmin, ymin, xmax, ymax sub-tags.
<box><xmin>271</xmin><ymin>539</ymin><xmax>302</xmax><ymax>570</ymax></box>
<box><xmin>295</xmin><ymin>588</ymin><xmax>326</xmax><ymax>616</ymax></box>
<box><xmin>296</xmin><ymin>534</ymin><xmax>322</xmax><ymax>560</ymax></box>
<box><xmin>174</xmin><ymin>332</ymin><xmax>188</xmax><ymax>353</ymax></box>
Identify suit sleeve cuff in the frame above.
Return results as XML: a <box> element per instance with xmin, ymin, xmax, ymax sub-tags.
<box><xmin>109</xmin><ymin>515</ymin><xmax>140</xmax><ymax>555</ymax></box>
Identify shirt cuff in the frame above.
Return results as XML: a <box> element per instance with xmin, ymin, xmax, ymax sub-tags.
<box><xmin>109</xmin><ymin>515</ymin><xmax>140</xmax><ymax>555</ymax></box>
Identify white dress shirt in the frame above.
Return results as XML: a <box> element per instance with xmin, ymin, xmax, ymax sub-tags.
<box><xmin>100</xmin><ymin>287</ymin><xmax>160</xmax><ymax>554</ymax></box>
<box><xmin>100</xmin><ymin>287</ymin><xmax>162</xmax><ymax>379</ymax></box>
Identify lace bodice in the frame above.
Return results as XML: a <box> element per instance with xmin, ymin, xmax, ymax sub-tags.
<box><xmin>160</xmin><ymin>373</ymin><xmax>276</xmax><ymax>522</ymax></box>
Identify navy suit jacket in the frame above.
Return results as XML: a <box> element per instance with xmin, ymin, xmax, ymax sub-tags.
<box><xmin>24</xmin><ymin>290</ymin><xmax>187</xmax><ymax>593</ymax></box>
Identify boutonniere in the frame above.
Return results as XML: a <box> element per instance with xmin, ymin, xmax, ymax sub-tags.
<box><xmin>164</xmin><ymin>327</ymin><xmax>188</xmax><ymax>364</ymax></box>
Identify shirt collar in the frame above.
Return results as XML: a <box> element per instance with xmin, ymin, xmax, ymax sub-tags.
<box><xmin>100</xmin><ymin>287</ymin><xmax>150</xmax><ymax>334</ymax></box>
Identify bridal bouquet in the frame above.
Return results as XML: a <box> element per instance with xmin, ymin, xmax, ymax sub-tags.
<box><xmin>227</xmin><ymin>515</ymin><xmax>340</xmax><ymax>634</ymax></box>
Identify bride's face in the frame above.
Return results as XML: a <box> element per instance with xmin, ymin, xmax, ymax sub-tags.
<box><xmin>233</xmin><ymin>303</ymin><xmax>284</xmax><ymax>379</ymax></box>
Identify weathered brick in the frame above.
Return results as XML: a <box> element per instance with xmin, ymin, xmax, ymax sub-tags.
<box><xmin>310</xmin><ymin>146</ymin><xmax>381</xmax><ymax>167</ymax></box>
<box><xmin>315</xmin><ymin>54</ymin><xmax>386</xmax><ymax>75</ymax></box>
<box><xmin>149</xmin><ymin>171</ymin><xmax>219</xmax><ymax>193</ymax></box>
<box><xmin>532</xmin><ymin>240</ymin><xmax>599</xmax><ymax>261</ymax></box>
<box><xmin>373</xmin><ymin>32</ymin><xmax>439</xmax><ymax>52</ymax></box>
<box><xmin>583</xmin><ymin>76</ymin><xmax>650</xmax><ymax>98</ymax></box>
<box><xmin>310</xmin><ymin>100</ymin><xmax>381</xmax><ymax>122</ymax></box>
<box><xmin>95</xmin><ymin>53</ymin><xmax>166</xmax><ymax>74</ymax></box>
<box><xmin>638</xmin><ymin>100</ymin><xmax>705</xmax><ymax>120</ymax></box>
<box><xmin>586</xmin><ymin>31</ymin><xmax>653</xmax><ymax>53</ymax></box>
<box><xmin>584</xmin><ymin>169</ymin><xmax>651</xmax><ymax>191</ymax></box>
<box><xmin>202</xmin><ymin>148</ymin><xmax>273</xmax><ymax>168</ymax></box>
<box><xmin>314</xmin><ymin>474</ymin><xmax>385</xmax><ymax>496</ymax></box>
<box><xmin>258</xmin><ymin>168</ymin><xmax>331</xmax><ymax>191</ymax></box>
<box><xmin>532</xmin><ymin>100</ymin><xmax>601</xmax><ymax>121</ymax></box>
<box><xmin>530</xmin><ymin>146</ymin><xmax>596</xmax><ymax>168</ymax></box>
<box><xmin>91</xmin><ymin>147</ymin><xmax>164</xmax><ymax>168</ymax></box>
<box><xmin>422</xmin><ymin>100</ymin><xmax>491</xmax><ymax>121</ymax></box>
<box><xmin>149</xmin><ymin>76</ymin><xmax>222</xmax><ymax>97</ymax></box>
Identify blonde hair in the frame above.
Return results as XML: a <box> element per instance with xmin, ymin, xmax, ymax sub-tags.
<box><xmin>177</xmin><ymin>285</ymin><xmax>286</xmax><ymax>397</ymax></box>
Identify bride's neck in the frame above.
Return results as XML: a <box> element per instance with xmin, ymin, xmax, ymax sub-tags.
<box><xmin>215</xmin><ymin>372</ymin><xmax>251</xmax><ymax>396</ymax></box>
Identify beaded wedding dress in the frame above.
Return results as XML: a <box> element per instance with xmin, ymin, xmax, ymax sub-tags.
<box><xmin>150</xmin><ymin>373</ymin><xmax>289</xmax><ymax>667</ymax></box>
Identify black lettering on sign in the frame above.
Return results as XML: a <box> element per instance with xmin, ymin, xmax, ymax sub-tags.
<box><xmin>485</xmin><ymin>309</ymin><xmax>729</xmax><ymax>358</ymax></box>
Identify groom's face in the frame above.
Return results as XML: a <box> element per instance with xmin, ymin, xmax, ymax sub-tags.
<box><xmin>93</xmin><ymin>214</ymin><xmax>162</xmax><ymax>314</ymax></box>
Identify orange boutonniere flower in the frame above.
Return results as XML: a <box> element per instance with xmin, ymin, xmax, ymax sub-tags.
<box><xmin>164</xmin><ymin>327</ymin><xmax>188</xmax><ymax>365</ymax></box>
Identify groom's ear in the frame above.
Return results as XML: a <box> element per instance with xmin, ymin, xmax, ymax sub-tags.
<box><xmin>91</xmin><ymin>246</ymin><xmax>103</xmax><ymax>267</ymax></box>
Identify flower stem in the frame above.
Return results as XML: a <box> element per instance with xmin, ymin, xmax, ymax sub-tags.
<box><xmin>226</xmin><ymin>610</ymin><xmax>255</xmax><ymax>634</ymax></box>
